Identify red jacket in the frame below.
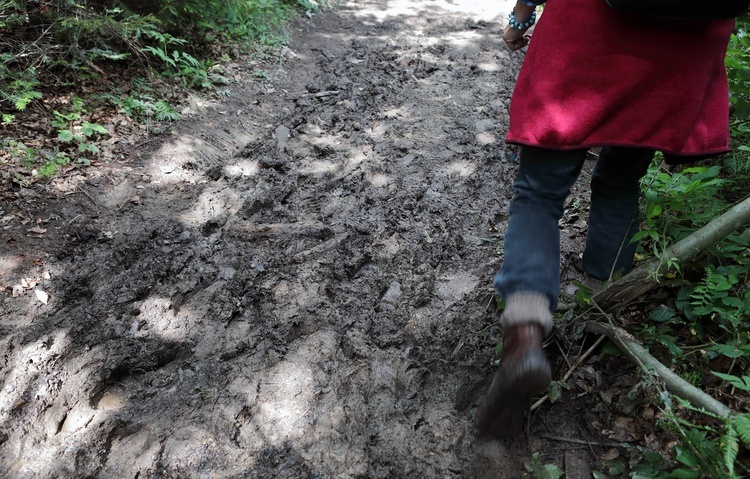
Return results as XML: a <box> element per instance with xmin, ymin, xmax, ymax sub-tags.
<box><xmin>506</xmin><ymin>0</ymin><xmax>734</xmax><ymax>160</ymax></box>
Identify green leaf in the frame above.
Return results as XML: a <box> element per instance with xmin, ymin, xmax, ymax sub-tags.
<box><xmin>649</xmin><ymin>305</ymin><xmax>676</xmax><ymax>322</ymax></box>
<box><xmin>675</xmin><ymin>446</ymin><xmax>698</xmax><ymax>468</ymax></box>
<box><xmin>607</xmin><ymin>460</ymin><xmax>626</xmax><ymax>474</ymax></box>
<box><xmin>541</xmin><ymin>464</ymin><xmax>564</xmax><ymax>479</ymax></box>
<box><xmin>647</xmin><ymin>203</ymin><xmax>663</xmax><ymax>219</ymax></box>
<box><xmin>709</xmin><ymin>344</ymin><xmax>745</xmax><ymax>359</ymax></box>
<box><xmin>712</xmin><ymin>372</ymin><xmax>750</xmax><ymax>391</ymax></box>
<box><xmin>548</xmin><ymin>380</ymin><xmax>564</xmax><ymax>403</ymax></box>
<box><xmin>722</xmin><ymin>297</ymin><xmax>743</xmax><ymax>308</ymax></box>
<box><xmin>661</xmin><ymin>336</ymin><xmax>683</xmax><ymax>357</ymax></box>
<box><xmin>601</xmin><ymin>342</ymin><xmax>622</xmax><ymax>356</ymax></box>
<box><xmin>668</xmin><ymin>469</ymin><xmax>699</xmax><ymax>479</ymax></box>
<box><xmin>724</xmin><ymin>426</ymin><xmax>739</xmax><ymax>477</ymax></box>
<box><xmin>58</xmin><ymin>130</ymin><xmax>74</xmax><ymax>142</ymax></box>
<box><xmin>730</xmin><ymin>414</ymin><xmax>750</xmax><ymax>446</ymax></box>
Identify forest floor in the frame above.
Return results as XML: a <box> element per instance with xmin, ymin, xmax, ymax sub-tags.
<box><xmin>0</xmin><ymin>1</ymin><xmax>673</xmax><ymax>477</ymax></box>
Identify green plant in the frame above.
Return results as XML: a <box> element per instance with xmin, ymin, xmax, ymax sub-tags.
<box><xmin>50</xmin><ymin>98</ymin><xmax>109</xmax><ymax>154</ymax></box>
<box><xmin>0</xmin><ymin>138</ymin><xmax>88</xmax><ymax>179</ymax></box>
<box><xmin>0</xmin><ymin>0</ymin><xmax>26</xmax><ymax>31</ymax></box>
<box><xmin>37</xmin><ymin>151</ymin><xmax>72</xmax><ymax>177</ymax></box>
<box><xmin>523</xmin><ymin>452</ymin><xmax>564</xmax><ymax>479</ymax></box>
<box><xmin>0</xmin><ymin>65</ymin><xmax>43</xmax><ymax>111</ymax></box>
<box><xmin>657</xmin><ymin>399</ymin><xmax>750</xmax><ymax>479</ymax></box>
<box><xmin>101</xmin><ymin>87</ymin><xmax>179</xmax><ymax>122</ymax></box>
<box><xmin>57</xmin><ymin>122</ymin><xmax>108</xmax><ymax>154</ymax></box>
<box><xmin>636</xmin><ymin>164</ymin><xmax>726</xmax><ymax>252</ymax></box>
<box><xmin>156</xmin><ymin>0</ymin><xmax>308</xmax><ymax>46</ymax></box>
<box><xmin>727</xmin><ymin>15</ymin><xmax>750</xmax><ymax>139</ymax></box>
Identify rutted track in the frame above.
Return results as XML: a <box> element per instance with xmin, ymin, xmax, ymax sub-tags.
<box><xmin>0</xmin><ymin>1</ymin><xmax>602</xmax><ymax>477</ymax></box>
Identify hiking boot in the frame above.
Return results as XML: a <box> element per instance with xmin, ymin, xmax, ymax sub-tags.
<box><xmin>476</xmin><ymin>323</ymin><xmax>551</xmax><ymax>437</ymax></box>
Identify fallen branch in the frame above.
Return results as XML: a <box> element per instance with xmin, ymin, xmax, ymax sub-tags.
<box><xmin>593</xmin><ymin>196</ymin><xmax>750</xmax><ymax>311</ymax></box>
<box><xmin>584</xmin><ymin>321</ymin><xmax>733</xmax><ymax>418</ymax></box>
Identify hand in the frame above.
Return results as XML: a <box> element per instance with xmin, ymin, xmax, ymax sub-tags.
<box><xmin>502</xmin><ymin>25</ymin><xmax>531</xmax><ymax>51</ymax></box>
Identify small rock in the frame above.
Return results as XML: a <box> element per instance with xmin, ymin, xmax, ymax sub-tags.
<box><xmin>381</xmin><ymin>282</ymin><xmax>402</xmax><ymax>303</ymax></box>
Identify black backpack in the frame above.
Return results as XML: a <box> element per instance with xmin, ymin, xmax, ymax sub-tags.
<box><xmin>604</xmin><ymin>0</ymin><xmax>750</xmax><ymax>19</ymax></box>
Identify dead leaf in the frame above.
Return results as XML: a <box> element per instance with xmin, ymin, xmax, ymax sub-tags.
<box><xmin>610</xmin><ymin>417</ymin><xmax>636</xmax><ymax>441</ymax></box>
<box><xmin>35</xmin><ymin>289</ymin><xmax>48</xmax><ymax>304</ymax></box>
<box><xmin>42</xmin><ymin>271</ymin><xmax>51</xmax><ymax>280</ymax></box>
<box><xmin>12</xmin><ymin>285</ymin><xmax>23</xmax><ymax>297</ymax></box>
<box><xmin>602</xmin><ymin>448</ymin><xmax>620</xmax><ymax>461</ymax></box>
<box><xmin>27</xmin><ymin>226</ymin><xmax>47</xmax><ymax>234</ymax></box>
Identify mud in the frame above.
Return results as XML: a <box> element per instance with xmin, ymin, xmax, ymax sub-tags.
<box><xmin>1</xmin><ymin>1</ymin><xmax>617</xmax><ymax>477</ymax></box>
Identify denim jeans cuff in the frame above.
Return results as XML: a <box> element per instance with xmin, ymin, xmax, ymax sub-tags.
<box><xmin>501</xmin><ymin>291</ymin><xmax>553</xmax><ymax>335</ymax></box>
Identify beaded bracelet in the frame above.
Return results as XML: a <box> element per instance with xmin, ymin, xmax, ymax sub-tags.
<box><xmin>508</xmin><ymin>8</ymin><xmax>537</xmax><ymax>30</ymax></box>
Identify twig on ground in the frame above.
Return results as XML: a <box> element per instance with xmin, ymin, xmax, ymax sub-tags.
<box><xmin>537</xmin><ymin>433</ymin><xmax>626</xmax><ymax>448</ymax></box>
<box><xmin>76</xmin><ymin>186</ymin><xmax>99</xmax><ymax>207</ymax></box>
<box><xmin>300</xmin><ymin>90</ymin><xmax>340</xmax><ymax>98</ymax></box>
<box><xmin>530</xmin><ymin>334</ymin><xmax>607</xmax><ymax>411</ymax></box>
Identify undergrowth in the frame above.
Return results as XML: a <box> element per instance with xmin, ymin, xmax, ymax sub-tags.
<box><xmin>0</xmin><ymin>0</ymin><xmax>317</xmax><ymax>176</ymax></box>
<box><xmin>593</xmin><ymin>15</ymin><xmax>750</xmax><ymax>479</ymax></box>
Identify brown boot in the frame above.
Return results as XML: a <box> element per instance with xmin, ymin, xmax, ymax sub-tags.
<box><xmin>476</xmin><ymin>323</ymin><xmax>551</xmax><ymax>437</ymax></box>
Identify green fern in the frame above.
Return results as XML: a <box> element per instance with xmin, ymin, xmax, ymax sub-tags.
<box><xmin>712</xmin><ymin>372</ymin><xmax>750</xmax><ymax>391</ymax></box>
<box><xmin>730</xmin><ymin>413</ymin><xmax>750</xmax><ymax>447</ymax></box>
<box><xmin>723</xmin><ymin>424</ymin><xmax>739</xmax><ymax>477</ymax></box>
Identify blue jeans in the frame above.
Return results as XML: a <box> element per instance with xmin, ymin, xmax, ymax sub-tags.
<box><xmin>494</xmin><ymin>146</ymin><xmax>654</xmax><ymax>311</ymax></box>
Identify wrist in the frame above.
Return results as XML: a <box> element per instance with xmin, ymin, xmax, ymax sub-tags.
<box><xmin>509</xmin><ymin>7</ymin><xmax>537</xmax><ymax>30</ymax></box>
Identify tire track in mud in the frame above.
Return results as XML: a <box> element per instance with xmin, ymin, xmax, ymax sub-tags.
<box><xmin>0</xmin><ymin>1</ymin><xmax>554</xmax><ymax>477</ymax></box>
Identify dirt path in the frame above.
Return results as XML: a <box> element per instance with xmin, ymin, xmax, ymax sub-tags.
<box><xmin>0</xmin><ymin>1</ymin><xmax>619</xmax><ymax>477</ymax></box>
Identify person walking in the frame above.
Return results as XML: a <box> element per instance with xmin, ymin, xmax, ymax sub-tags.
<box><xmin>477</xmin><ymin>0</ymin><xmax>737</xmax><ymax>436</ymax></box>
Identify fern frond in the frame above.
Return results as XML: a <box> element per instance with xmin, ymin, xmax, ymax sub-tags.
<box><xmin>730</xmin><ymin>413</ymin><xmax>750</xmax><ymax>447</ymax></box>
<box><xmin>723</xmin><ymin>424</ymin><xmax>739</xmax><ymax>478</ymax></box>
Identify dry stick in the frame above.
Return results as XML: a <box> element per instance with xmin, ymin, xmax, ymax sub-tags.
<box><xmin>300</xmin><ymin>90</ymin><xmax>340</xmax><ymax>98</ymax></box>
<box><xmin>76</xmin><ymin>186</ymin><xmax>100</xmax><ymax>208</ymax></box>
<box><xmin>530</xmin><ymin>334</ymin><xmax>607</xmax><ymax>411</ymax></box>
<box><xmin>593</xmin><ymin>196</ymin><xmax>750</xmax><ymax>311</ymax></box>
<box><xmin>537</xmin><ymin>433</ymin><xmax>626</xmax><ymax>448</ymax></box>
<box><xmin>584</xmin><ymin>321</ymin><xmax>733</xmax><ymax>418</ymax></box>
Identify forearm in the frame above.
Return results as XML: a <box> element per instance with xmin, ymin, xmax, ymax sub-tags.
<box><xmin>513</xmin><ymin>2</ymin><xmax>535</xmax><ymax>22</ymax></box>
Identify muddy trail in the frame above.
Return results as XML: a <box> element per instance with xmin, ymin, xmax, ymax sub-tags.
<box><xmin>1</xmin><ymin>1</ymin><xmax>649</xmax><ymax>477</ymax></box>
